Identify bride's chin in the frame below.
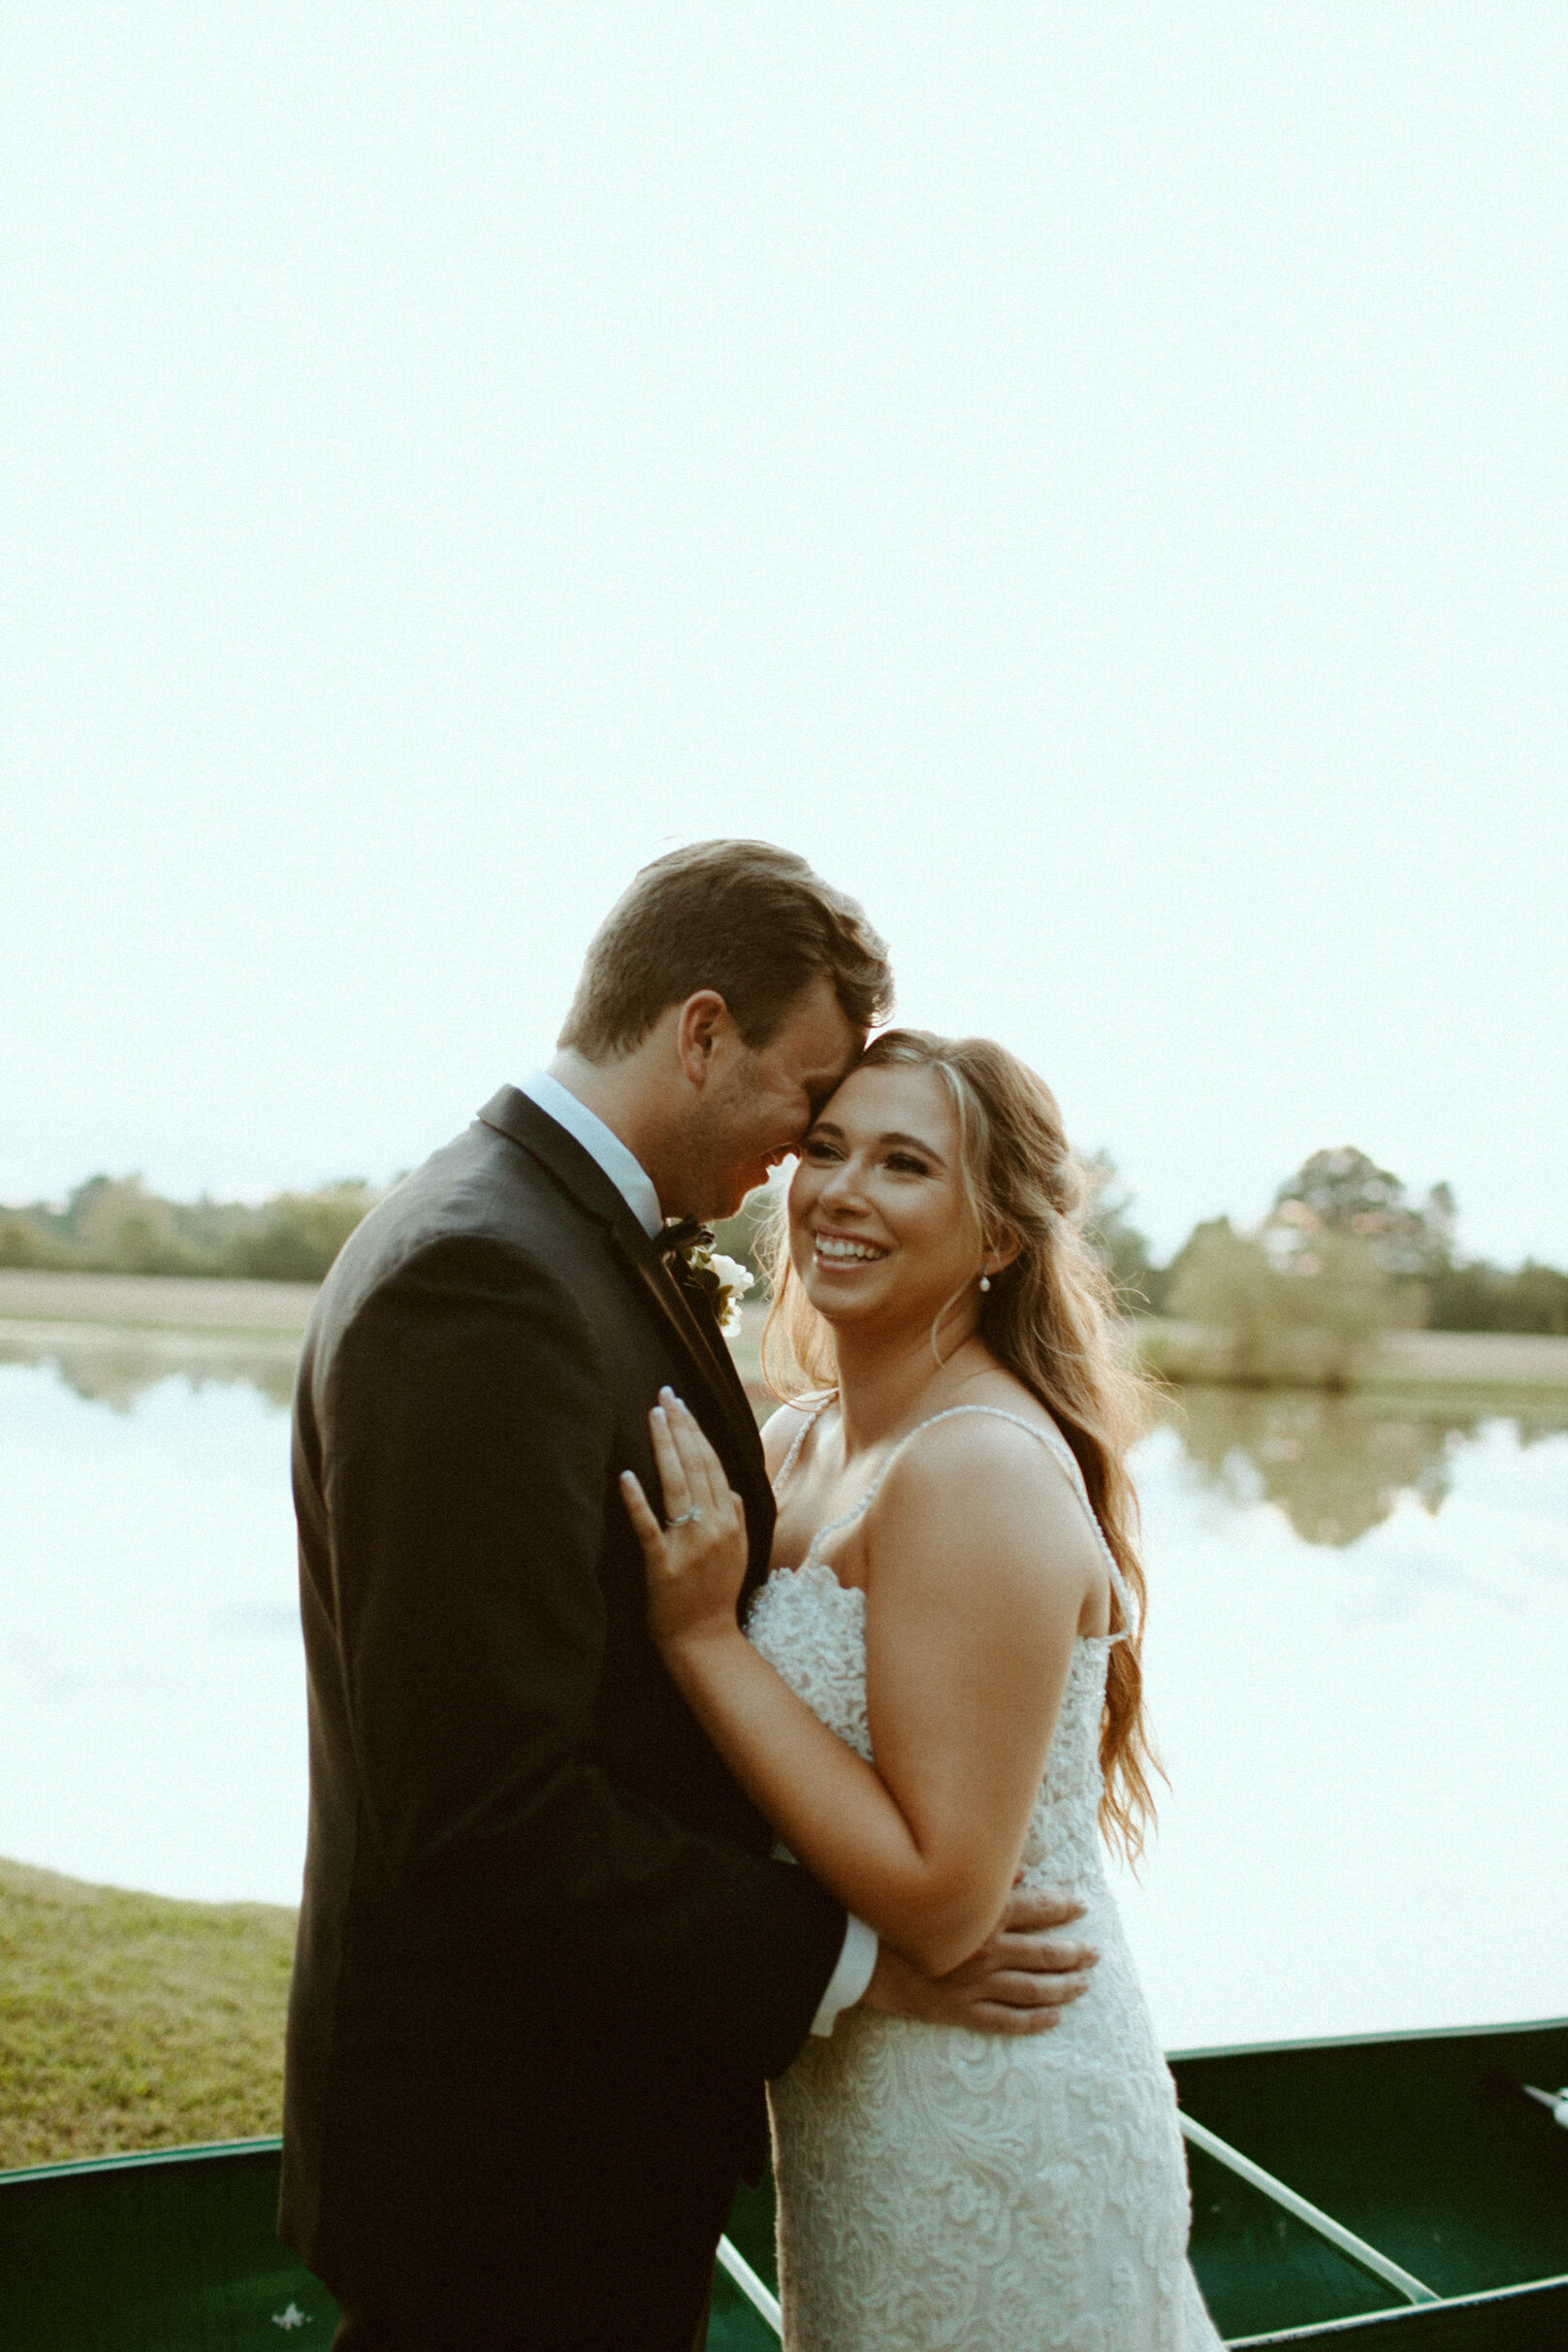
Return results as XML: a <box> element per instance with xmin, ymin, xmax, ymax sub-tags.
<box><xmin>800</xmin><ymin>1277</ymin><xmax>887</xmax><ymax>1325</ymax></box>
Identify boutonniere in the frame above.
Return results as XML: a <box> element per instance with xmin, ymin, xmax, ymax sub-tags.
<box><xmin>685</xmin><ymin>1245</ymin><xmax>756</xmax><ymax>1337</ymax></box>
<box><xmin>658</xmin><ymin>1220</ymin><xmax>756</xmax><ymax>1337</ymax></box>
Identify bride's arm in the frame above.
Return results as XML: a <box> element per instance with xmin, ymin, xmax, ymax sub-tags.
<box><xmin>622</xmin><ymin>1392</ymin><xmax>1100</xmax><ymax>1979</ymax></box>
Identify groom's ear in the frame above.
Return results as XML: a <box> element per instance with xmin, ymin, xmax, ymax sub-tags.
<box><xmin>673</xmin><ymin>990</ymin><xmax>734</xmax><ymax>1088</ymax></box>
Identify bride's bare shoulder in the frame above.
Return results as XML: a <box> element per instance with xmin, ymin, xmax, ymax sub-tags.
<box><xmin>869</xmin><ymin>1394</ymin><xmax>1102</xmax><ymax>1596</ymax></box>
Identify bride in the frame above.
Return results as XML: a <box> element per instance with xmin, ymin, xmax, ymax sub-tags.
<box><xmin>621</xmin><ymin>1029</ymin><xmax>1223</xmax><ymax>2351</ymax></box>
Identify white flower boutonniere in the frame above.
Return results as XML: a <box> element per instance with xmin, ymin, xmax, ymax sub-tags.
<box><xmin>681</xmin><ymin>1244</ymin><xmax>756</xmax><ymax>1337</ymax></box>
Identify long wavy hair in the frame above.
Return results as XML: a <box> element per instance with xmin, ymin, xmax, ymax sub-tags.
<box><xmin>760</xmin><ymin>1028</ymin><xmax>1163</xmax><ymax>1861</ymax></box>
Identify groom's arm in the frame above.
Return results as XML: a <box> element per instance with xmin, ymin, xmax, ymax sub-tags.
<box><xmin>317</xmin><ymin>1233</ymin><xmax>846</xmax><ymax>2080</ymax></box>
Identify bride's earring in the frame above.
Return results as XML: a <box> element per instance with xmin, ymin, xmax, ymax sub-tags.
<box><xmin>978</xmin><ymin>1273</ymin><xmax>991</xmax><ymax>1293</ymax></box>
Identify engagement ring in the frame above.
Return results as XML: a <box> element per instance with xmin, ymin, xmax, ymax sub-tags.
<box><xmin>665</xmin><ymin>1508</ymin><xmax>704</xmax><ymax>1529</ymax></box>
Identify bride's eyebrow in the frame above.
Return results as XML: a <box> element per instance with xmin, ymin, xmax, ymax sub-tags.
<box><xmin>879</xmin><ymin>1130</ymin><xmax>946</xmax><ymax>1168</ymax></box>
<box><xmin>807</xmin><ymin>1119</ymin><xmax>946</xmax><ymax>1170</ymax></box>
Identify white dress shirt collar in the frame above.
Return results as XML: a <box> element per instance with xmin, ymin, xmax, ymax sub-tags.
<box><xmin>517</xmin><ymin>1071</ymin><xmax>664</xmax><ymax>1240</ymax></box>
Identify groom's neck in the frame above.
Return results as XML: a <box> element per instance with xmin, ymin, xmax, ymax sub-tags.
<box><xmin>548</xmin><ymin>1047</ymin><xmax>684</xmax><ymax>1214</ymax></box>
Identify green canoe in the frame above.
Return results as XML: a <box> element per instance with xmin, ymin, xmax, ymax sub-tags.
<box><xmin>3</xmin><ymin>2017</ymin><xmax>1563</xmax><ymax>2347</ymax></box>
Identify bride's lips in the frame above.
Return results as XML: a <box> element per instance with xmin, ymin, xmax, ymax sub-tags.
<box><xmin>811</xmin><ymin>1227</ymin><xmax>890</xmax><ymax>1272</ymax></box>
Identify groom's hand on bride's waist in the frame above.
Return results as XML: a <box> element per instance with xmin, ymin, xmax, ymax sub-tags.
<box><xmin>858</xmin><ymin>1887</ymin><xmax>1099</xmax><ymax>2037</ymax></box>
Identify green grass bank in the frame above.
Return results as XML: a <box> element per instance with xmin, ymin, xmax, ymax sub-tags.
<box><xmin>0</xmin><ymin>1858</ymin><xmax>295</xmax><ymax>2170</ymax></box>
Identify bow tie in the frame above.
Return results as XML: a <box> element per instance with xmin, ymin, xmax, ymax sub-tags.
<box><xmin>656</xmin><ymin>1216</ymin><xmax>715</xmax><ymax>1259</ymax></box>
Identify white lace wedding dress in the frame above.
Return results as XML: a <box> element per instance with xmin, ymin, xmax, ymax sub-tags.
<box><xmin>747</xmin><ymin>1405</ymin><xmax>1223</xmax><ymax>2352</ymax></box>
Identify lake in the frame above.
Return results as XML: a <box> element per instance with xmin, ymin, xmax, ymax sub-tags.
<box><xmin>2</xmin><ymin>1335</ymin><xmax>1564</xmax><ymax>2051</ymax></box>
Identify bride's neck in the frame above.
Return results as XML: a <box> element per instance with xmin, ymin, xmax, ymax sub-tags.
<box><xmin>831</xmin><ymin>1318</ymin><xmax>988</xmax><ymax>1456</ymax></box>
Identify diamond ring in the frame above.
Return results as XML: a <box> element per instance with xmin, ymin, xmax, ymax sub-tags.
<box><xmin>665</xmin><ymin>1508</ymin><xmax>704</xmax><ymax>1530</ymax></box>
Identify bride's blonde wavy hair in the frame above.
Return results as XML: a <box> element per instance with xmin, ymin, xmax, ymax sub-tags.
<box><xmin>760</xmin><ymin>1028</ymin><xmax>1163</xmax><ymax>1862</ymax></box>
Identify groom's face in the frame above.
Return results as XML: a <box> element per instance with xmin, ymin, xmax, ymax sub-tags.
<box><xmin>691</xmin><ymin>977</ymin><xmax>860</xmax><ymax>1220</ymax></box>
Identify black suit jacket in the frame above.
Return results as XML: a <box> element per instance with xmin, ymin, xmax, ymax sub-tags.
<box><xmin>278</xmin><ymin>1089</ymin><xmax>846</xmax><ymax>2329</ymax></box>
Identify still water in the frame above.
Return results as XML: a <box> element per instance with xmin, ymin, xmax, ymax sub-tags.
<box><xmin>2</xmin><ymin>1339</ymin><xmax>1564</xmax><ymax>2050</ymax></box>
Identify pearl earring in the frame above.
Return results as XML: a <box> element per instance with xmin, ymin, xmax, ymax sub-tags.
<box><xmin>978</xmin><ymin>1273</ymin><xmax>991</xmax><ymax>1292</ymax></box>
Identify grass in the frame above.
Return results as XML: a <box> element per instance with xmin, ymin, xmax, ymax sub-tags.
<box><xmin>0</xmin><ymin>1856</ymin><xmax>296</xmax><ymax>2170</ymax></box>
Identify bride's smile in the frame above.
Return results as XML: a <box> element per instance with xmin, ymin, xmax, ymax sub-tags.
<box><xmin>812</xmin><ymin>1230</ymin><xmax>890</xmax><ymax>1267</ymax></box>
<box><xmin>789</xmin><ymin>1063</ymin><xmax>992</xmax><ymax>1334</ymax></box>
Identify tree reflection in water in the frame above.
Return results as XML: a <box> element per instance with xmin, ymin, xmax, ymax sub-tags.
<box><xmin>7</xmin><ymin>1327</ymin><xmax>1568</xmax><ymax>1553</ymax></box>
<box><xmin>1166</xmin><ymin>1385</ymin><xmax>1568</xmax><ymax>1546</ymax></box>
<box><xmin>0</xmin><ymin>1332</ymin><xmax>298</xmax><ymax>1414</ymax></box>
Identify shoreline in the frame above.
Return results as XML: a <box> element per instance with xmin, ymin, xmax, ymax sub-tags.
<box><xmin>1135</xmin><ymin>1317</ymin><xmax>1568</xmax><ymax>1398</ymax></box>
<box><xmin>0</xmin><ymin>1269</ymin><xmax>319</xmax><ymax>1336</ymax></box>
<box><xmin>5</xmin><ymin>1271</ymin><xmax>1567</xmax><ymax>1402</ymax></box>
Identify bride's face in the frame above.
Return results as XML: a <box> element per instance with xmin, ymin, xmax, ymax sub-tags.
<box><xmin>787</xmin><ymin>1063</ymin><xmax>984</xmax><ymax>1331</ymax></box>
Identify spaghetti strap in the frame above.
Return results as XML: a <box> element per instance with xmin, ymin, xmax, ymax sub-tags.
<box><xmin>774</xmin><ymin>1395</ymin><xmax>835</xmax><ymax>1492</ymax></box>
<box><xmin>803</xmin><ymin>1402</ymin><xmax>1135</xmax><ymax>1640</ymax></box>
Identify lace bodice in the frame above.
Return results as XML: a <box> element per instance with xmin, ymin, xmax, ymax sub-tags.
<box><xmin>748</xmin><ymin>1404</ymin><xmax>1128</xmax><ymax>1894</ymax></box>
<box><xmin>745</xmin><ymin>1403</ymin><xmax>1222</xmax><ymax>2352</ymax></box>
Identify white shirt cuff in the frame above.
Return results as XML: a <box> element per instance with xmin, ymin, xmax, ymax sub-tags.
<box><xmin>809</xmin><ymin>1914</ymin><xmax>879</xmax><ymax>2037</ymax></box>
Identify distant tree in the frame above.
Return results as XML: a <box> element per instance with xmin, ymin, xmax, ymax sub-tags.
<box><xmin>1423</xmin><ymin>1180</ymin><xmax>1459</xmax><ymax>1271</ymax></box>
<box><xmin>1267</xmin><ymin>1147</ymin><xmax>1454</xmax><ymax>1278</ymax></box>
<box><xmin>64</xmin><ymin>1176</ymin><xmax>203</xmax><ymax>1275</ymax></box>
<box><xmin>1502</xmin><ymin>1261</ymin><xmax>1568</xmax><ymax>1336</ymax></box>
<box><xmin>1266</xmin><ymin>1151</ymin><xmax>1568</xmax><ymax>1336</ymax></box>
<box><xmin>234</xmin><ymin>1184</ymin><xmax>378</xmax><ymax>1282</ymax></box>
<box><xmin>0</xmin><ymin>1213</ymin><xmax>73</xmax><ymax>1270</ymax></box>
<box><xmin>1273</xmin><ymin>1229</ymin><xmax>1411</xmax><ymax>1369</ymax></box>
<box><xmin>1165</xmin><ymin>1219</ymin><xmax>1277</xmax><ymax>1350</ymax></box>
<box><xmin>1165</xmin><ymin>1212</ymin><xmax>1408</xmax><ymax>1387</ymax></box>
<box><xmin>0</xmin><ymin>1175</ymin><xmax>381</xmax><ymax>1281</ymax></box>
<box><xmin>1081</xmin><ymin>1151</ymin><xmax>1162</xmax><ymax>1312</ymax></box>
<box><xmin>1425</xmin><ymin>1256</ymin><xmax>1568</xmax><ymax>1337</ymax></box>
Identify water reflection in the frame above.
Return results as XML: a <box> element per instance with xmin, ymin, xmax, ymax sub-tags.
<box><xmin>1165</xmin><ymin>1385</ymin><xmax>1568</xmax><ymax>1546</ymax></box>
<box><xmin>4</xmin><ymin>1341</ymin><xmax>1565</xmax><ymax>2036</ymax></box>
<box><xmin>0</xmin><ymin>1328</ymin><xmax>299</xmax><ymax>1412</ymax></box>
<box><xmin>9</xmin><ymin>1321</ymin><xmax>1568</xmax><ymax>1553</ymax></box>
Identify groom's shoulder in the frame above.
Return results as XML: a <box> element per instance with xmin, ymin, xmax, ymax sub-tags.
<box><xmin>311</xmin><ymin>1114</ymin><xmax>599</xmax><ymax>1336</ymax></box>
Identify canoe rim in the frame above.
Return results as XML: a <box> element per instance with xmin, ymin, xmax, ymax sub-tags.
<box><xmin>1168</xmin><ymin>2013</ymin><xmax>1568</xmax><ymax>2064</ymax></box>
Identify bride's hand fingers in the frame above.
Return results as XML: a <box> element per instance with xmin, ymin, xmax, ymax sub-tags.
<box><xmin>658</xmin><ymin>1390</ymin><xmax>727</xmax><ymax>1514</ymax></box>
<box><xmin>648</xmin><ymin>1403</ymin><xmax>695</xmax><ymax>1522</ymax></box>
<box><xmin>619</xmin><ymin>1469</ymin><xmax>666</xmax><ymax>1568</ymax></box>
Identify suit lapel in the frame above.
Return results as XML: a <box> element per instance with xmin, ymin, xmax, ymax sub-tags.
<box><xmin>662</xmin><ymin>1247</ymin><xmax>761</xmax><ymax>1430</ymax></box>
<box><xmin>478</xmin><ymin>1086</ymin><xmax>766</xmax><ymax>1491</ymax></box>
<box><xmin>623</xmin><ymin>1244</ymin><xmax>779</xmax><ymax>1609</ymax></box>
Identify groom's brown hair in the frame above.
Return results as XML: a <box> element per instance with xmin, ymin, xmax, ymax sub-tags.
<box><xmin>559</xmin><ymin>839</ymin><xmax>893</xmax><ymax>1060</ymax></box>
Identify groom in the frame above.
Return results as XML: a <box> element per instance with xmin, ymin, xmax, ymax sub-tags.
<box><xmin>280</xmin><ymin>840</ymin><xmax>1099</xmax><ymax>2351</ymax></box>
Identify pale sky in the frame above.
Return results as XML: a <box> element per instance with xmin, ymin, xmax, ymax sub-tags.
<box><xmin>4</xmin><ymin>7</ymin><xmax>1564</xmax><ymax>1264</ymax></box>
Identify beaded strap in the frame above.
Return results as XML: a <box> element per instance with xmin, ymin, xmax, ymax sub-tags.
<box><xmin>773</xmin><ymin>1394</ymin><xmax>836</xmax><ymax>1490</ymax></box>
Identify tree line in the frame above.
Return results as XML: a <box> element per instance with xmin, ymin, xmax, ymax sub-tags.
<box><xmin>1088</xmin><ymin>1146</ymin><xmax>1568</xmax><ymax>1340</ymax></box>
<box><xmin>0</xmin><ymin>1175</ymin><xmax>379</xmax><ymax>1285</ymax></box>
<box><xmin>2</xmin><ymin>1147</ymin><xmax>1563</xmax><ymax>1339</ymax></box>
